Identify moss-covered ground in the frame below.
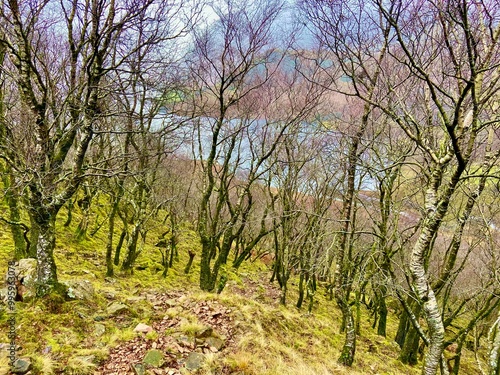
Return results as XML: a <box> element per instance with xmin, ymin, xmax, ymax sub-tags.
<box><xmin>0</xmin><ymin>205</ymin><xmax>483</xmax><ymax>374</ymax></box>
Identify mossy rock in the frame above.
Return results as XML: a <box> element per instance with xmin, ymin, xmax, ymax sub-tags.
<box><xmin>142</xmin><ymin>349</ymin><xmax>164</xmax><ymax>367</ymax></box>
<box><xmin>107</xmin><ymin>302</ymin><xmax>129</xmax><ymax>315</ymax></box>
<box><xmin>185</xmin><ymin>352</ymin><xmax>205</xmax><ymax>371</ymax></box>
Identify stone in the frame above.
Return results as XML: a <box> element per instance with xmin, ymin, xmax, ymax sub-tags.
<box><xmin>104</xmin><ymin>292</ymin><xmax>116</xmax><ymax>300</ymax></box>
<box><xmin>205</xmin><ymin>337</ymin><xmax>224</xmax><ymax>352</ymax></box>
<box><xmin>42</xmin><ymin>345</ymin><xmax>52</xmax><ymax>354</ymax></box>
<box><xmin>142</xmin><ymin>349</ymin><xmax>164</xmax><ymax>367</ymax></box>
<box><xmin>164</xmin><ymin>298</ymin><xmax>177</xmax><ymax>308</ymax></box>
<box><xmin>0</xmin><ymin>288</ymin><xmax>8</xmax><ymax>303</ymax></box>
<box><xmin>195</xmin><ymin>326</ymin><xmax>213</xmax><ymax>339</ymax></box>
<box><xmin>9</xmin><ymin>259</ymin><xmax>37</xmax><ymax>284</ymax></box>
<box><xmin>184</xmin><ymin>352</ymin><xmax>205</xmax><ymax>371</ymax></box>
<box><xmin>176</xmin><ymin>335</ymin><xmax>195</xmax><ymax>347</ymax></box>
<box><xmin>131</xmin><ymin>363</ymin><xmax>145</xmax><ymax>375</ymax></box>
<box><xmin>134</xmin><ymin>323</ymin><xmax>153</xmax><ymax>333</ymax></box>
<box><xmin>5</xmin><ymin>259</ymin><xmax>37</xmax><ymax>301</ymax></box>
<box><xmin>107</xmin><ymin>302</ymin><xmax>129</xmax><ymax>315</ymax></box>
<box><xmin>94</xmin><ymin>323</ymin><xmax>106</xmax><ymax>337</ymax></box>
<box><xmin>93</xmin><ymin>315</ymin><xmax>106</xmax><ymax>321</ymax></box>
<box><xmin>11</xmin><ymin>358</ymin><xmax>32</xmax><ymax>374</ymax></box>
<box><xmin>63</xmin><ymin>279</ymin><xmax>95</xmax><ymax>300</ymax></box>
<box><xmin>82</xmin><ymin>269</ymin><xmax>96</xmax><ymax>278</ymax></box>
<box><xmin>126</xmin><ymin>296</ymin><xmax>146</xmax><ymax>304</ymax></box>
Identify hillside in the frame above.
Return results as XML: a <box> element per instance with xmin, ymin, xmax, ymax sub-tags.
<box><xmin>0</xmin><ymin>207</ymin><xmax>484</xmax><ymax>375</ymax></box>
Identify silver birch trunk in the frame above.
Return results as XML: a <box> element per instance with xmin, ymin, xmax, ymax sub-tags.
<box><xmin>35</xmin><ymin>217</ymin><xmax>58</xmax><ymax>296</ymax></box>
<box><xmin>489</xmin><ymin>314</ymin><xmax>500</xmax><ymax>375</ymax></box>
<box><xmin>410</xmin><ymin>187</ymin><xmax>446</xmax><ymax>375</ymax></box>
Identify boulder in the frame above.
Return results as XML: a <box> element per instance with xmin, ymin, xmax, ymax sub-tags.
<box><xmin>107</xmin><ymin>302</ymin><xmax>129</xmax><ymax>315</ymax></box>
<box><xmin>195</xmin><ymin>326</ymin><xmax>213</xmax><ymax>339</ymax></box>
<box><xmin>205</xmin><ymin>337</ymin><xmax>224</xmax><ymax>352</ymax></box>
<box><xmin>63</xmin><ymin>279</ymin><xmax>95</xmax><ymax>300</ymax></box>
<box><xmin>5</xmin><ymin>259</ymin><xmax>37</xmax><ymax>301</ymax></box>
<box><xmin>126</xmin><ymin>296</ymin><xmax>146</xmax><ymax>304</ymax></box>
<box><xmin>133</xmin><ymin>323</ymin><xmax>153</xmax><ymax>333</ymax></box>
<box><xmin>94</xmin><ymin>323</ymin><xmax>106</xmax><ymax>337</ymax></box>
<box><xmin>11</xmin><ymin>358</ymin><xmax>32</xmax><ymax>374</ymax></box>
<box><xmin>142</xmin><ymin>349</ymin><xmax>164</xmax><ymax>367</ymax></box>
<box><xmin>8</xmin><ymin>259</ymin><xmax>37</xmax><ymax>285</ymax></box>
<box><xmin>184</xmin><ymin>352</ymin><xmax>205</xmax><ymax>371</ymax></box>
<box><xmin>131</xmin><ymin>363</ymin><xmax>145</xmax><ymax>375</ymax></box>
<box><xmin>164</xmin><ymin>298</ymin><xmax>177</xmax><ymax>308</ymax></box>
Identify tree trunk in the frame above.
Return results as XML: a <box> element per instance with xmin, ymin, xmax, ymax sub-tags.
<box><xmin>122</xmin><ymin>224</ymin><xmax>140</xmax><ymax>272</ymax></box>
<box><xmin>488</xmin><ymin>315</ymin><xmax>500</xmax><ymax>375</ymax></box>
<box><xmin>377</xmin><ymin>291</ymin><xmax>388</xmax><ymax>337</ymax></box>
<box><xmin>184</xmin><ymin>250</ymin><xmax>195</xmax><ymax>274</ymax></box>
<box><xmin>400</xmin><ymin>320</ymin><xmax>422</xmax><ymax>365</ymax></box>
<box><xmin>396</xmin><ymin>296</ymin><xmax>415</xmax><ymax>347</ymax></box>
<box><xmin>297</xmin><ymin>273</ymin><xmax>305</xmax><ymax>309</ymax></box>
<box><xmin>34</xmin><ymin>216</ymin><xmax>58</xmax><ymax>296</ymax></box>
<box><xmin>200</xmin><ymin>241</ymin><xmax>216</xmax><ymax>291</ymax></box>
<box><xmin>411</xmin><ymin>225</ymin><xmax>446</xmax><ymax>375</ymax></box>
<box><xmin>64</xmin><ymin>199</ymin><xmax>73</xmax><ymax>227</ymax></box>
<box><xmin>28</xmin><ymin>215</ymin><xmax>39</xmax><ymax>258</ymax></box>
<box><xmin>105</xmin><ymin>203</ymin><xmax>118</xmax><ymax>277</ymax></box>
<box><xmin>1</xmin><ymin>168</ymin><xmax>26</xmax><ymax>259</ymax></box>
<box><xmin>307</xmin><ymin>276</ymin><xmax>316</xmax><ymax>313</ymax></box>
<box><xmin>114</xmin><ymin>229</ymin><xmax>127</xmax><ymax>266</ymax></box>
<box><xmin>337</xmin><ymin>296</ymin><xmax>356</xmax><ymax>366</ymax></box>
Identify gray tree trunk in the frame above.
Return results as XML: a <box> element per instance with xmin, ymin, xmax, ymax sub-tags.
<box><xmin>489</xmin><ymin>315</ymin><xmax>500</xmax><ymax>375</ymax></box>
<box><xmin>34</xmin><ymin>216</ymin><xmax>58</xmax><ymax>296</ymax></box>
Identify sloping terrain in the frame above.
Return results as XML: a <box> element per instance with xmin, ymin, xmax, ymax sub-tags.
<box><xmin>0</xmin><ymin>212</ymin><xmax>478</xmax><ymax>374</ymax></box>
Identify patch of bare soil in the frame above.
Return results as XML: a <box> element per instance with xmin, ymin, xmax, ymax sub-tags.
<box><xmin>94</xmin><ymin>291</ymin><xmax>237</xmax><ymax>375</ymax></box>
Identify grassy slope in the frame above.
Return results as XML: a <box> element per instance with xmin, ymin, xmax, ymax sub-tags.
<box><xmin>0</xmin><ymin>204</ymin><xmax>482</xmax><ymax>375</ymax></box>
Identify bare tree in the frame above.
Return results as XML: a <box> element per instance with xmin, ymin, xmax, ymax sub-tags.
<box><xmin>188</xmin><ymin>0</ymin><xmax>326</xmax><ymax>292</ymax></box>
<box><xmin>0</xmin><ymin>0</ymin><xmax>193</xmax><ymax>295</ymax></box>
<box><xmin>302</xmin><ymin>0</ymin><xmax>500</xmax><ymax>373</ymax></box>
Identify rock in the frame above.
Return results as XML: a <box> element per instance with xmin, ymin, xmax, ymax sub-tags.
<box><xmin>93</xmin><ymin>315</ymin><xmax>106</xmax><ymax>321</ymax></box>
<box><xmin>184</xmin><ymin>352</ymin><xmax>205</xmax><ymax>371</ymax></box>
<box><xmin>164</xmin><ymin>298</ymin><xmax>177</xmax><ymax>308</ymax></box>
<box><xmin>94</xmin><ymin>323</ymin><xmax>106</xmax><ymax>337</ymax></box>
<box><xmin>205</xmin><ymin>337</ymin><xmax>224</xmax><ymax>352</ymax></box>
<box><xmin>176</xmin><ymin>335</ymin><xmax>195</xmax><ymax>347</ymax></box>
<box><xmin>63</xmin><ymin>279</ymin><xmax>95</xmax><ymax>300</ymax></box>
<box><xmin>0</xmin><ymin>288</ymin><xmax>8</xmax><ymax>303</ymax></box>
<box><xmin>195</xmin><ymin>326</ymin><xmax>213</xmax><ymax>339</ymax></box>
<box><xmin>142</xmin><ymin>349</ymin><xmax>164</xmax><ymax>367</ymax></box>
<box><xmin>126</xmin><ymin>296</ymin><xmax>146</xmax><ymax>304</ymax></box>
<box><xmin>107</xmin><ymin>302</ymin><xmax>129</xmax><ymax>315</ymax></box>
<box><xmin>11</xmin><ymin>358</ymin><xmax>32</xmax><ymax>374</ymax></box>
<box><xmin>134</xmin><ymin>323</ymin><xmax>153</xmax><ymax>333</ymax></box>
<box><xmin>131</xmin><ymin>363</ymin><xmax>145</xmax><ymax>375</ymax></box>
<box><xmin>82</xmin><ymin>269</ymin><xmax>96</xmax><ymax>278</ymax></box>
<box><xmin>42</xmin><ymin>345</ymin><xmax>52</xmax><ymax>354</ymax></box>
<box><xmin>0</xmin><ymin>343</ymin><xmax>20</xmax><ymax>352</ymax></box>
<box><xmin>9</xmin><ymin>259</ymin><xmax>37</xmax><ymax>284</ymax></box>
<box><xmin>104</xmin><ymin>292</ymin><xmax>116</xmax><ymax>300</ymax></box>
<box><xmin>5</xmin><ymin>259</ymin><xmax>37</xmax><ymax>301</ymax></box>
